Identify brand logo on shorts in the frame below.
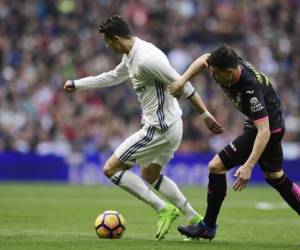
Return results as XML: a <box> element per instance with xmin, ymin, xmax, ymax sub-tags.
<box><xmin>229</xmin><ymin>143</ymin><xmax>237</xmax><ymax>151</ymax></box>
<box><xmin>136</xmin><ymin>86</ymin><xmax>146</xmax><ymax>93</ymax></box>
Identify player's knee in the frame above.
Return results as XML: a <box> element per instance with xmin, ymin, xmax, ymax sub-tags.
<box><xmin>141</xmin><ymin>164</ymin><xmax>162</xmax><ymax>184</ymax></box>
<box><xmin>103</xmin><ymin>155</ymin><xmax>125</xmax><ymax>178</ymax></box>
<box><xmin>264</xmin><ymin>170</ymin><xmax>284</xmax><ymax>179</ymax></box>
<box><xmin>103</xmin><ymin>162</ymin><xmax>114</xmax><ymax>178</ymax></box>
<box><xmin>103</xmin><ymin>158</ymin><xmax>118</xmax><ymax>178</ymax></box>
<box><xmin>141</xmin><ymin>172</ymin><xmax>160</xmax><ymax>184</ymax></box>
<box><xmin>208</xmin><ymin>160</ymin><xmax>223</xmax><ymax>174</ymax></box>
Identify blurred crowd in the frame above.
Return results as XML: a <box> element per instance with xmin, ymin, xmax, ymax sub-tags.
<box><xmin>0</xmin><ymin>0</ymin><xmax>300</xmax><ymax>160</ymax></box>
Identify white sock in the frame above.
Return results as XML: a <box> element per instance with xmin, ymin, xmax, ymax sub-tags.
<box><xmin>153</xmin><ymin>175</ymin><xmax>199</xmax><ymax>221</ymax></box>
<box><xmin>111</xmin><ymin>170</ymin><xmax>166</xmax><ymax>212</ymax></box>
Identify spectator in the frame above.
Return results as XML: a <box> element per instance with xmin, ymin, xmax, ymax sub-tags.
<box><xmin>0</xmin><ymin>0</ymin><xmax>299</xmax><ymax>159</ymax></box>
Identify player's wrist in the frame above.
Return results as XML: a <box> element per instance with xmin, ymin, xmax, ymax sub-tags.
<box><xmin>199</xmin><ymin>110</ymin><xmax>211</xmax><ymax>120</ymax></box>
<box><xmin>180</xmin><ymin>80</ymin><xmax>187</xmax><ymax>87</ymax></box>
<box><xmin>244</xmin><ymin>163</ymin><xmax>255</xmax><ymax>169</ymax></box>
<box><xmin>71</xmin><ymin>80</ymin><xmax>76</xmax><ymax>89</ymax></box>
<box><xmin>180</xmin><ymin>75</ymin><xmax>190</xmax><ymax>86</ymax></box>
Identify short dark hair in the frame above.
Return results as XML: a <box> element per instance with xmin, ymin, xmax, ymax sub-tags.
<box><xmin>207</xmin><ymin>46</ymin><xmax>239</xmax><ymax>70</ymax></box>
<box><xmin>99</xmin><ymin>15</ymin><xmax>132</xmax><ymax>39</ymax></box>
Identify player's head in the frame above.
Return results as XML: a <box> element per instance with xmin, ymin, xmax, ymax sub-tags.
<box><xmin>99</xmin><ymin>15</ymin><xmax>132</xmax><ymax>54</ymax></box>
<box><xmin>207</xmin><ymin>46</ymin><xmax>239</xmax><ymax>86</ymax></box>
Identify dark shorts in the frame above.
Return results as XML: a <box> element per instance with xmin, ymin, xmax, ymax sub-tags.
<box><xmin>218</xmin><ymin>128</ymin><xmax>284</xmax><ymax>172</ymax></box>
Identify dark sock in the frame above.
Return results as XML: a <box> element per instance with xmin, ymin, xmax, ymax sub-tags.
<box><xmin>204</xmin><ymin>173</ymin><xmax>227</xmax><ymax>227</ymax></box>
<box><xmin>266</xmin><ymin>174</ymin><xmax>300</xmax><ymax>215</ymax></box>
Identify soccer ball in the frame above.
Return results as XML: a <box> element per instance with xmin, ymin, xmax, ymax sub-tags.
<box><xmin>94</xmin><ymin>210</ymin><xmax>126</xmax><ymax>239</ymax></box>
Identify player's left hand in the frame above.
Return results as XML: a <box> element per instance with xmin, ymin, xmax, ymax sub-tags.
<box><xmin>233</xmin><ymin>165</ymin><xmax>253</xmax><ymax>191</ymax></box>
<box><xmin>203</xmin><ymin>116</ymin><xmax>224</xmax><ymax>134</ymax></box>
<box><xmin>168</xmin><ymin>80</ymin><xmax>185</xmax><ymax>98</ymax></box>
<box><xmin>64</xmin><ymin>80</ymin><xmax>76</xmax><ymax>93</ymax></box>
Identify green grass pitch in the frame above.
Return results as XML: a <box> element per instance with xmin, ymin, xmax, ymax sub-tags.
<box><xmin>0</xmin><ymin>183</ymin><xmax>299</xmax><ymax>250</ymax></box>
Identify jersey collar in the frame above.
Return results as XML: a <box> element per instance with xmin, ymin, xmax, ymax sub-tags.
<box><xmin>127</xmin><ymin>37</ymin><xmax>139</xmax><ymax>60</ymax></box>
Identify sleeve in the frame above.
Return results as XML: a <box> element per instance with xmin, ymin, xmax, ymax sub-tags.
<box><xmin>140</xmin><ymin>53</ymin><xmax>195</xmax><ymax>98</ymax></box>
<box><xmin>242</xmin><ymin>84</ymin><xmax>268</xmax><ymax>122</ymax></box>
<box><xmin>74</xmin><ymin>56</ymin><xmax>129</xmax><ymax>90</ymax></box>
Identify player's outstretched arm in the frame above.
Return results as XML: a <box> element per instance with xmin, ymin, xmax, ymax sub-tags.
<box><xmin>188</xmin><ymin>92</ymin><xmax>224</xmax><ymax>134</ymax></box>
<box><xmin>169</xmin><ymin>53</ymin><xmax>210</xmax><ymax>97</ymax></box>
<box><xmin>64</xmin><ymin>58</ymin><xmax>129</xmax><ymax>92</ymax></box>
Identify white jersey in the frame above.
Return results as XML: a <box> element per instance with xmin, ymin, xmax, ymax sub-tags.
<box><xmin>74</xmin><ymin>37</ymin><xmax>195</xmax><ymax>131</ymax></box>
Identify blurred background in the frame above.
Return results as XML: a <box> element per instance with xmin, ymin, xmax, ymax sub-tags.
<box><xmin>0</xmin><ymin>0</ymin><xmax>299</xmax><ymax>184</ymax></box>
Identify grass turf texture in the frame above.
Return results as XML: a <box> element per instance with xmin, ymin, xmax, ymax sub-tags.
<box><xmin>0</xmin><ymin>183</ymin><xmax>299</xmax><ymax>250</ymax></box>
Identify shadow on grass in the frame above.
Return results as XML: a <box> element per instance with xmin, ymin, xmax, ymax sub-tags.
<box><xmin>2</xmin><ymin>235</ymin><xmax>299</xmax><ymax>250</ymax></box>
<box><xmin>116</xmin><ymin>237</ymin><xmax>299</xmax><ymax>250</ymax></box>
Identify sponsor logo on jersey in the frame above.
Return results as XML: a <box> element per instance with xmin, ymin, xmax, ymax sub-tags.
<box><xmin>250</xmin><ymin>97</ymin><xmax>263</xmax><ymax>112</ymax></box>
<box><xmin>246</xmin><ymin>90</ymin><xmax>254</xmax><ymax>94</ymax></box>
<box><xmin>250</xmin><ymin>97</ymin><xmax>259</xmax><ymax>105</ymax></box>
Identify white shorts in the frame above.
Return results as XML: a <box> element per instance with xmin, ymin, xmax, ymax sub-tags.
<box><xmin>114</xmin><ymin>119</ymin><xmax>182</xmax><ymax>167</ymax></box>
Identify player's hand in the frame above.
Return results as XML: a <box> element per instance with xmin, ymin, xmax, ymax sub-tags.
<box><xmin>233</xmin><ymin>165</ymin><xmax>253</xmax><ymax>191</ymax></box>
<box><xmin>203</xmin><ymin>115</ymin><xmax>224</xmax><ymax>134</ymax></box>
<box><xmin>64</xmin><ymin>80</ymin><xmax>76</xmax><ymax>93</ymax></box>
<box><xmin>168</xmin><ymin>80</ymin><xmax>185</xmax><ymax>98</ymax></box>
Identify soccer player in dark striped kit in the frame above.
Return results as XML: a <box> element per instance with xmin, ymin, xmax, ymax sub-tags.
<box><xmin>170</xmin><ymin>46</ymin><xmax>300</xmax><ymax>240</ymax></box>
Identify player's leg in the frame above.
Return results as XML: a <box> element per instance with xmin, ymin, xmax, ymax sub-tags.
<box><xmin>177</xmin><ymin>154</ymin><xmax>227</xmax><ymax>240</ymax></box>
<box><xmin>108</xmin><ymin>123</ymin><xmax>183</xmax><ymax>240</ymax></box>
<box><xmin>149</xmin><ymin>119</ymin><xmax>203</xmax><ymax>224</ymax></box>
<box><xmin>140</xmin><ymin>163</ymin><xmax>182</xmax><ymax>240</ymax></box>
<box><xmin>103</xmin><ymin>154</ymin><xmax>166</xmax><ymax>212</ymax></box>
<box><xmin>130</xmin><ymin>119</ymin><xmax>194</xmax><ymax>239</ymax></box>
<box><xmin>259</xmin><ymin>130</ymin><xmax>300</xmax><ymax>215</ymax></box>
<box><xmin>202</xmin><ymin>129</ymin><xmax>257</xmax><ymax>228</ymax></box>
<box><xmin>141</xmin><ymin>164</ymin><xmax>202</xmax><ymax>224</ymax></box>
<box><xmin>264</xmin><ymin>170</ymin><xmax>300</xmax><ymax>215</ymax></box>
<box><xmin>203</xmin><ymin>155</ymin><xmax>228</xmax><ymax>228</ymax></box>
<box><xmin>103</xmin><ymin>124</ymin><xmax>168</xmax><ymax>214</ymax></box>
<box><xmin>178</xmin><ymin>130</ymin><xmax>256</xmax><ymax>240</ymax></box>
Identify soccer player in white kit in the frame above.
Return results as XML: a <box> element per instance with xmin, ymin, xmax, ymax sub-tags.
<box><xmin>64</xmin><ymin>15</ymin><xmax>223</xmax><ymax>240</ymax></box>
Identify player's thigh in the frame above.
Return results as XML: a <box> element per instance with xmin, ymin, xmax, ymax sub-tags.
<box><xmin>258</xmin><ymin>130</ymin><xmax>284</xmax><ymax>173</ymax></box>
<box><xmin>164</xmin><ymin>118</ymin><xmax>183</xmax><ymax>149</ymax></box>
<box><xmin>114</xmin><ymin>124</ymin><xmax>155</xmax><ymax>166</ymax></box>
<box><xmin>208</xmin><ymin>154</ymin><xmax>227</xmax><ymax>174</ymax></box>
<box><xmin>218</xmin><ymin>129</ymin><xmax>256</xmax><ymax>171</ymax></box>
<box><xmin>139</xmin><ymin>121</ymin><xmax>182</xmax><ymax>184</ymax></box>
<box><xmin>116</xmin><ymin>119</ymin><xmax>182</xmax><ymax>167</ymax></box>
<box><xmin>103</xmin><ymin>154</ymin><xmax>129</xmax><ymax>178</ymax></box>
<box><xmin>140</xmin><ymin>163</ymin><xmax>162</xmax><ymax>184</ymax></box>
<box><xmin>147</xmin><ymin>119</ymin><xmax>183</xmax><ymax>167</ymax></box>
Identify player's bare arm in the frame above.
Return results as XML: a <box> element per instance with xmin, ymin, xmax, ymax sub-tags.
<box><xmin>169</xmin><ymin>53</ymin><xmax>210</xmax><ymax>97</ymax></box>
<box><xmin>233</xmin><ymin>117</ymin><xmax>271</xmax><ymax>191</ymax></box>
<box><xmin>188</xmin><ymin>92</ymin><xmax>224</xmax><ymax>134</ymax></box>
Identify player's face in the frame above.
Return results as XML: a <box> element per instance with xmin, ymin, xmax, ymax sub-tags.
<box><xmin>101</xmin><ymin>34</ymin><xmax>123</xmax><ymax>54</ymax></box>
<box><xmin>208</xmin><ymin>66</ymin><xmax>234</xmax><ymax>86</ymax></box>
